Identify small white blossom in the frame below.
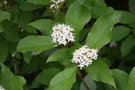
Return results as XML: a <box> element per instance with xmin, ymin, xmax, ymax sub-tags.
<box><xmin>51</xmin><ymin>24</ymin><xmax>75</xmax><ymax>45</ymax></box>
<box><xmin>4</xmin><ymin>0</ymin><xmax>8</xmax><ymax>5</ymax></box>
<box><xmin>71</xmin><ymin>45</ymin><xmax>98</xmax><ymax>69</ymax></box>
<box><xmin>109</xmin><ymin>41</ymin><xmax>117</xmax><ymax>47</ymax></box>
<box><xmin>20</xmin><ymin>29</ymin><xmax>24</xmax><ymax>32</ymax></box>
<box><xmin>0</xmin><ymin>86</ymin><xmax>5</xmax><ymax>90</ymax></box>
<box><xmin>32</xmin><ymin>52</ymin><xmax>38</xmax><ymax>56</ymax></box>
<box><xmin>49</xmin><ymin>0</ymin><xmax>65</xmax><ymax>12</ymax></box>
<box><xmin>12</xmin><ymin>52</ymin><xmax>15</xmax><ymax>58</ymax></box>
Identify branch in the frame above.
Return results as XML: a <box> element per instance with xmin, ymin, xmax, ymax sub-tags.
<box><xmin>77</xmin><ymin>73</ymin><xmax>91</xmax><ymax>90</ymax></box>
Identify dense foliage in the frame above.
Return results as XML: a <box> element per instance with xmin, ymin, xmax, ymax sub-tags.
<box><xmin>0</xmin><ymin>0</ymin><xmax>135</xmax><ymax>90</ymax></box>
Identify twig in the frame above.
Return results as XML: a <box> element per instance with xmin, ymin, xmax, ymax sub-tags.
<box><xmin>77</xmin><ymin>73</ymin><xmax>91</xmax><ymax>90</ymax></box>
<box><xmin>13</xmin><ymin>63</ymin><xmax>17</xmax><ymax>74</ymax></box>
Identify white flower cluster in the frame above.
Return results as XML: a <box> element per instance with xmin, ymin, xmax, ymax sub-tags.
<box><xmin>0</xmin><ymin>86</ymin><xmax>5</xmax><ymax>90</ymax></box>
<box><xmin>51</xmin><ymin>24</ymin><xmax>75</xmax><ymax>45</ymax></box>
<box><xmin>71</xmin><ymin>45</ymin><xmax>98</xmax><ymax>69</ymax></box>
<box><xmin>49</xmin><ymin>0</ymin><xmax>65</xmax><ymax>12</ymax></box>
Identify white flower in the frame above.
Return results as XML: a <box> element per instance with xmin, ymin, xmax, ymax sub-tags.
<box><xmin>4</xmin><ymin>0</ymin><xmax>8</xmax><ymax>5</ymax></box>
<box><xmin>51</xmin><ymin>24</ymin><xmax>75</xmax><ymax>45</ymax></box>
<box><xmin>109</xmin><ymin>41</ymin><xmax>117</xmax><ymax>47</ymax></box>
<box><xmin>49</xmin><ymin>0</ymin><xmax>65</xmax><ymax>12</ymax></box>
<box><xmin>0</xmin><ymin>86</ymin><xmax>5</xmax><ymax>90</ymax></box>
<box><xmin>71</xmin><ymin>45</ymin><xmax>98</xmax><ymax>69</ymax></box>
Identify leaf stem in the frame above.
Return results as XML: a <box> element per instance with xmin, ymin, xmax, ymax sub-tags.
<box><xmin>77</xmin><ymin>73</ymin><xmax>91</xmax><ymax>90</ymax></box>
<box><xmin>13</xmin><ymin>63</ymin><xmax>17</xmax><ymax>74</ymax></box>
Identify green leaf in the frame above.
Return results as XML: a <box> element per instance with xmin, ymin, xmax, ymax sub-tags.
<box><xmin>0</xmin><ymin>24</ymin><xmax>3</xmax><ymax>33</ymax></box>
<box><xmin>0</xmin><ymin>64</ymin><xmax>26</xmax><ymax>90</ymax></box>
<box><xmin>27</xmin><ymin>0</ymin><xmax>50</xmax><ymax>5</ymax></box>
<box><xmin>22</xmin><ymin>59</ymin><xmax>41</xmax><ymax>74</ymax></box>
<box><xmin>121</xmin><ymin>35</ymin><xmax>135</xmax><ymax>56</ymax></box>
<box><xmin>23</xmin><ymin>52</ymin><xmax>32</xmax><ymax>64</ymax></box>
<box><xmin>18</xmin><ymin>11</ymin><xmax>36</xmax><ymax>33</ymax></box>
<box><xmin>109</xmin><ymin>69</ymin><xmax>129</xmax><ymax>90</ymax></box>
<box><xmin>91</xmin><ymin>0</ymin><xmax>107</xmax><ymax>7</ymax></box>
<box><xmin>47</xmin><ymin>48</ymin><xmax>71</xmax><ymax>65</ymax></box>
<box><xmin>55</xmin><ymin>12</ymin><xmax>65</xmax><ymax>23</ymax></box>
<box><xmin>47</xmin><ymin>67</ymin><xmax>77</xmax><ymax>90</ymax></box>
<box><xmin>127</xmin><ymin>67</ymin><xmax>135</xmax><ymax>90</ymax></box>
<box><xmin>80</xmin><ymin>0</ymin><xmax>107</xmax><ymax>10</ymax></box>
<box><xmin>91</xmin><ymin>7</ymin><xmax>114</xmax><ymax>19</ymax></box>
<box><xmin>1</xmin><ymin>21</ymin><xmax>20</xmax><ymax>42</ymax></box>
<box><xmin>66</xmin><ymin>0</ymin><xmax>76</xmax><ymax>7</ymax></box>
<box><xmin>19</xmin><ymin>2</ymin><xmax>42</xmax><ymax>11</ymax></box>
<box><xmin>112</xmin><ymin>26</ymin><xmax>131</xmax><ymax>41</ymax></box>
<box><xmin>68</xmin><ymin>43</ymin><xmax>82</xmax><ymax>54</ymax></box>
<box><xmin>86</xmin><ymin>11</ymin><xmax>121</xmax><ymax>49</ymax></box>
<box><xmin>120</xmin><ymin>11</ymin><xmax>135</xmax><ymax>24</ymax></box>
<box><xmin>29</xmin><ymin>19</ymin><xmax>54</xmax><ymax>35</ymax></box>
<box><xmin>31</xmin><ymin>68</ymin><xmax>61</xmax><ymax>88</ymax></box>
<box><xmin>65</xmin><ymin>0</ymin><xmax>91</xmax><ymax>32</ymax></box>
<box><xmin>85</xmin><ymin>60</ymin><xmax>115</xmax><ymax>87</ymax></box>
<box><xmin>17</xmin><ymin>35</ymin><xmax>56</xmax><ymax>53</ymax></box>
<box><xmin>42</xmin><ymin>10</ymin><xmax>54</xmax><ymax>17</ymax></box>
<box><xmin>80</xmin><ymin>75</ymin><xmax>96</xmax><ymax>90</ymax></box>
<box><xmin>79</xmin><ymin>28</ymin><xmax>90</xmax><ymax>42</ymax></box>
<box><xmin>0</xmin><ymin>11</ymin><xmax>10</xmax><ymax>22</ymax></box>
<box><xmin>129</xmin><ymin>0</ymin><xmax>135</xmax><ymax>15</ymax></box>
<box><xmin>79</xmin><ymin>0</ymin><xmax>96</xmax><ymax>9</ymax></box>
<box><xmin>80</xmin><ymin>0</ymin><xmax>114</xmax><ymax>18</ymax></box>
<box><xmin>0</xmin><ymin>41</ymin><xmax>8</xmax><ymax>63</ymax></box>
<box><xmin>10</xmin><ymin>5</ymin><xmax>19</xmax><ymax>22</ymax></box>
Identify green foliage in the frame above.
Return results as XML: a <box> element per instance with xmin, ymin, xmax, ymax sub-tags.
<box><xmin>121</xmin><ymin>35</ymin><xmax>135</xmax><ymax>56</ymax></box>
<box><xmin>0</xmin><ymin>11</ymin><xmax>10</xmax><ymax>22</ymax></box>
<box><xmin>112</xmin><ymin>26</ymin><xmax>131</xmax><ymax>41</ymax></box>
<box><xmin>23</xmin><ymin>52</ymin><xmax>32</xmax><ymax>64</ymax></box>
<box><xmin>29</xmin><ymin>19</ymin><xmax>55</xmax><ymax>35</ymax></box>
<box><xmin>0</xmin><ymin>25</ymin><xmax>3</xmax><ymax>33</ymax></box>
<box><xmin>17</xmin><ymin>36</ymin><xmax>56</xmax><ymax>53</ymax></box>
<box><xmin>129</xmin><ymin>0</ymin><xmax>135</xmax><ymax>15</ymax></box>
<box><xmin>0</xmin><ymin>41</ymin><xmax>8</xmax><ymax>63</ymax></box>
<box><xmin>0</xmin><ymin>64</ymin><xmax>26</xmax><ymax>90</ymax></box>
<box><xmin>1</xmin><ymin>21</ymin><xmax>20</xmax><ymax>42</ymax></box>
<box><xmin>27</xmin><ymin>0</ymin><xmax>50</xmax><ymax>5</ymax></box>
<box><xmin>31</xmin><ymin>68</ymin><xmax>61</xmax><ymax>88</ymax></box>
<box><xmin>0</xmin><ymin>0</ymin><xmax>135</xmax><ymax>89</ymax></box>
<box><xmin>110</xmin><ymin>69</ymin><xmax>129</xmax><ymax>90</ymax></box>
<box><xmin>19</xmin><ymin>2</ymin><xmax>42</xmax><ymax>11</ymax></box>
<box><xmin>47</xmin><ymin>48</ymin><xmax>71</xmax><ymax>65</ymax></box>
<box><xmin>47</xmin><ymin>67</ymin><xmax>77</xmax><ymax>90</ymax></box>
<box><xmin>80</xmin><ymin>75</ymin><xmax>96</xmax><ymax>90</ymax></box>
<box><xmin>86</xmin><ymin>11</ymin><xmax>121</xmax><ymax>49</ymax></box>
<box><xmin>85</xmin><ymin>60</ymin><xmax>115</xmax><ymax>87</ymax></box>
<box><xmin>65</xmin><ymin>0</ymin><xmax>91</xmax><ymax>32</ymax></box>
<box><xmin>120</xmin><ymin>11</ymin><xmax>135</xmax><ymax>24</ymax></box>
<box><xmin>127</xmin><ymin>67</ymin><xmax>135</xmax><ymax>90</ymax></box>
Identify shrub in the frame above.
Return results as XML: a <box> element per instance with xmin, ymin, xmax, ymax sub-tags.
<box><xmin>0</xmin><ymin>0</ymin><xmax>135</xmax><ymax>90</ymax></box>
